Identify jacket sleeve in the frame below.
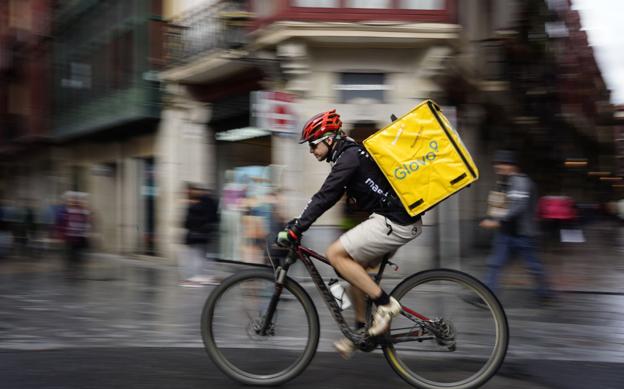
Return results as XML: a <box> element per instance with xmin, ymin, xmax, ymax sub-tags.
<box><xmin>297</xmin><ymin>149</ymin><xmax>360</xmax><ymax>232</ymax></box>
<box><xmin>500</xmin><ymin>175</ymin><xmax>532</xmax><ymax>222</ymax></box>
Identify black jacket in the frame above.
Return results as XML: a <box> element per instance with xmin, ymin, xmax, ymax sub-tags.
<box><xmin>297</xmin><ymin>138</ymin><xmax>420</xmax><ymax>232</ymax></box>
<box><xmin>184</xmin><ymin>194</ymin><xmax>219</xmax><ymax>245</ymax></box>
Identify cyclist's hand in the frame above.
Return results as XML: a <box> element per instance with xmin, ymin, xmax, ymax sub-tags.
<box><xmin>276</xmin><ymin>219</ymin><xmax>302</xmax><ymax>247</ymax></box>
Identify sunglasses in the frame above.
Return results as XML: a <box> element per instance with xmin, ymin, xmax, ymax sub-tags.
<box><xmin>308</xmin><ymin>136</ymin><xmax>331</xmax><ymax>149</ymax></box>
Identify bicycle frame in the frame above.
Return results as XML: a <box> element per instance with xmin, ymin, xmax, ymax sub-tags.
<box><xmin>265</xmin><ymin>241</ymin><xmax>435</xmax><ymax>348</ymax></box>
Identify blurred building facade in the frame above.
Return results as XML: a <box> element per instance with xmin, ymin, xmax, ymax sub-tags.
<box><xmin>0</xmin><ymin>0</ymin><xmax>54</xmax><ymax>202</ymax></box>
<box><xmin>615</xmin><ymin>105</ymin><xmax>624</xmax><ymax>183</ymax></box>
<box><xmin>461</xmin><ymin>0</ymin><xmax>619</xmax><ymax>206</ymax></box>
<box><xmin>50</xmin><ymin>0</ymin><xmax>165</xmax><ymax>255</ymax></box>
<box><xmin>0</xmin><ymin>0</ymin><xmax>620</xmax><ymax>264</ymax></box>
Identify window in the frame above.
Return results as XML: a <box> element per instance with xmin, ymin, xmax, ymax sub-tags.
<box><xmin>292</xmin><ymin>0</ymin><xmax>338</xmax><ymax>7</ymax></box>
<box><xmin>61</xmin><ymin>62</ymin><xmax>92</xmax><ymax>90</ymax></box>
<box><xmin>400</xmin><ymin>0</ymin><xmax>444</xmax><ymax>10</ymax></box>
<box><xmin>335</xmin><ymin>73</ymin><xmax>388</xmax><ymax>103</ymax></box>
<box><xmin>346</xmin><ymin>0</ymin><xmax>391</xmax><ymax>8</ymax></box>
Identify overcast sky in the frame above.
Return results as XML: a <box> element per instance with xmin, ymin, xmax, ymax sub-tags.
<box><xmin>572</xmin><ymin>0</ymin><xmax>624</xmax><ymax>104</ymax></box>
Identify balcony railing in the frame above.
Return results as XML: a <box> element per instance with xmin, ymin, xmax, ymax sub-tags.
<box><xmin>165</xmin><ymin>0</ymin><xmax>253</xmax><ymax>67</ymax></box>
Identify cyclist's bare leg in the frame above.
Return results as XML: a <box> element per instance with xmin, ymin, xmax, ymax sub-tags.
<box><xmin>348</xmin><ymin>285</ymin><xmax>367</xmax><ymax>324</ymax></box>
<box><xmin>326</xmin><ymin>240</ymin><xmax>382</xmax><ymax>300</ymax></box>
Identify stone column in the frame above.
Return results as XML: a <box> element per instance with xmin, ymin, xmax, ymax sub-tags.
<box><xmin>155</xmin><ymin>83</ymin><xmax>213</xmax><ymax>261</ymax></box>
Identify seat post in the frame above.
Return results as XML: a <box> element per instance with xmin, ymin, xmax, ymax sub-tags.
<box><xmin>372</xmin><ymin>254</ymin><xmax>391</xmax><ymax>284</ymax></box>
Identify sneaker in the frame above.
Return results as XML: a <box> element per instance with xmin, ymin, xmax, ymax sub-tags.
<box><xmin>333</xmin><ymin>337</ymin><xmax>356</xmax><ymax>360</ymax></box>
<box><xmin>368</xmin><ymin>297</ymin><xmax>402</xmax><ymax>336</ymax></box>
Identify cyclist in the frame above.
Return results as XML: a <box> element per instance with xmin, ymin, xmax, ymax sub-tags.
<box><xmin>279</xmin><ymin>109</ymin><xmax>423</xmax><ymax>359</ymax></box>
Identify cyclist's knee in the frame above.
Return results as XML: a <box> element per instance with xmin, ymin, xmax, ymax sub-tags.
<box><xmin>326</xmin><ymin>240</ymin><xmax>349</xmax><ymax>266</ymax></box>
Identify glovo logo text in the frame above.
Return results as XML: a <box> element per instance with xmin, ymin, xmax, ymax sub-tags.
<box><xmin>393</xmin><ymin>141</ymin><xmax>439</xmax><ymax>180</ymax></box>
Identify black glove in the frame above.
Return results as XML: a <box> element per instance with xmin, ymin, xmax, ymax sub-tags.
<box><xmin>276</xmin><ymin>219</ymin><xmax>302</xmax><ymax>247</ymax></box>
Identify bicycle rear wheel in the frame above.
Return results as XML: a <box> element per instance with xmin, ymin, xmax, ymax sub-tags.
<box><xmin>384</xmin><ymin>269</ymin><xmax>508</xmax><ymax>389</ymax></box>
<box><xmin>201</xmin><ymin>268</ymin><xmax>320</xmax><ymax>386</ymax></box>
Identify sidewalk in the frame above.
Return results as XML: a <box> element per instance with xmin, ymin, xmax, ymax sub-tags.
<box><xmin>461</xmin><ymin>220</ymin><xmax>624</xmax><ymax>295</ymax></box>
<box><xmin>3</xmin><ymin>219</ymin><xmax>621</xmax><ymax>295</ymax></box>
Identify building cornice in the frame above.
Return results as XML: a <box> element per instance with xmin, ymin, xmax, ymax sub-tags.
<box><xmin>251</xmin><ymin>21</ymin><xmax>461</xmax><ymax>49</ymax></box>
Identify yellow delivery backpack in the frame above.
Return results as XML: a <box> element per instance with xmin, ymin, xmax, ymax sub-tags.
<box><xmin>363</xmin><ymin>100</ymin><xmax>479</xmax><ymax>217</ymax></box>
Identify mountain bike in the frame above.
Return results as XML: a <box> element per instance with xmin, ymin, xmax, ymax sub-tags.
<box><xmin>201</xmin><ymin>238</ymin><xmax>509</xmax><ymax>389</ymax></box>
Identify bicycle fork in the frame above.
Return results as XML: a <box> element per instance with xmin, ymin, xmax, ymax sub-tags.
<box><xmin>257</xmin><ymin>265</ymin><xmax>289</xmax><ymax>336</ymax></box>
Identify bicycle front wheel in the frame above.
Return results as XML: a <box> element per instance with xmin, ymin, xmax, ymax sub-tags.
<box><xmin>384</xmin><ymin>269</ymin><xmax>509</xmax><ymax>389</ymax></box>
<box><xmin>201</xmin><ymin>268</ymin><xmax>320</xmax><ymax>386</ymax></box>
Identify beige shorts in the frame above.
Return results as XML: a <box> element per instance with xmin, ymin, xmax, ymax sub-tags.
<box><xmin>339</xmin><ymin>213</ymin><xmax>422</xmax><ymax>268</ymax></box>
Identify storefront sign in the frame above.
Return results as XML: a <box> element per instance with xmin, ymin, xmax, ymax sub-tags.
<box><xmin>251</xmin><ymin>91</ymin><xmax>299</xmax><ymax>134</ymax></box>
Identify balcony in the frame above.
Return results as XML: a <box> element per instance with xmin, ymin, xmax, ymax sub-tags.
<box><xmin>251</xmin><ymin>0</ymin><xmax>456</xmax><ymax>26</ymax></box>
<box><xmin>165</xmin><ymin>0</ymin><xmax>254</xmax><ymax>67</ymax></box>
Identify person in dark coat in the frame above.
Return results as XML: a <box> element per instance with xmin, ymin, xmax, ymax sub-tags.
<box><xmin>480</xmin><ymin>150</ymin><xmax>552</xmax><ymax>302</ymax></box>
<box><xmin>178</xmin><ymin>183</ymin><xmax>220</xmax><ymax>287</ymax></box>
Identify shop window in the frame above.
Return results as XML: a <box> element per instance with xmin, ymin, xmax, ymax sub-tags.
<box><xmin>345</xmin><ymin>0</ymin><xmax>391</xmax><ymax>8</ymax></box>
<box><xmin>292</xmin><ymin>0</ymin><xmax>338</xmax><ymax>7</ymax></box>
<box><xmin>335</xmin><ymin>72</ymin><xmax>388</xmax><ymax>103</ymax></box>
<box><xmin>400</xmin><ymin>0</ymin><xmax>444</xmax><ymax>9</ymax></box>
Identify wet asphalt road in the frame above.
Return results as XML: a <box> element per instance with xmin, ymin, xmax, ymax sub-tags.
<box><xmin>1</xmin><ymin>238</ymin><xmax>624</xmax><ymax>389</ymax></box>
<box><xmin>2</xmin><ymin>348</ymin><xmax>624</xmax><ymax>389</ymax></box>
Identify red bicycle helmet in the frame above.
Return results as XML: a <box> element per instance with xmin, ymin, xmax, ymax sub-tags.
<box><xmin>299</xmin><ymin>109</ymin><xmax>342</xmax><ymax>144</ymax></box>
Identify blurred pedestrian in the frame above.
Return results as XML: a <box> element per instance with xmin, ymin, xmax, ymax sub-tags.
<box><xmin>179</xmin><ymin>183</ymin><xmax>220</xmax><ymax>287</ymax></box>
<box><xmin>616</xmin><ymin>198</ymin><xmax>624</xmax><ymax>253</ymax></box>
<box><xmin>241</xmin><ymin>172</ymin><xmax>272</xmax><ymax>264</ymax></box>
<box><xmin>480</xmin><ymin>150</ymin><xmax>552</xmax><ymax>302</ymax></box>
<box><xmin>538</xmin><ymin>195</ymin><xmax>579</xmax><ymax>249</ymax></box>
<box><xmin>59</xmin><ymin>191</ymin><xmax>92</xmax><ymax>278</ymax></box>
<box><xmin>14</xmin><ymin>200</ymin><xmax>37</xmax><ymax>258</ymax></box>
<box><xmin>219</xmin><ymin>170</ymin><xmax>246</xmax><ymax>261</ymax></box>
<box><xmin>39</xmin><ymin>198</ymin><xmax>65</xmax><ymax>252</ymax></box>
<box><xmin>0</xmin><ymin>199</ymin><xmax>13</xmax><ymax>259</ymax></box>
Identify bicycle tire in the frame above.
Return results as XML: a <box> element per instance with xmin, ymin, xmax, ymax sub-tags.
<box><xmin>383</xmin><ymin>269</ymin><xmax>509</xmax><ymax>389</ymax></box>
<box><xmin>201</xmin><ymin>268</ymin><xmax>320</xmax><ymax>386</ymax></box>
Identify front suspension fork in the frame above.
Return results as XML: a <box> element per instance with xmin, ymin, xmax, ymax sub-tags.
<box><xmin>258</xmin><ymin>265</ymin><xmax>289</xmax><ymax>335</ymax></box>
